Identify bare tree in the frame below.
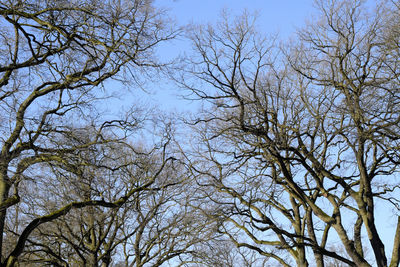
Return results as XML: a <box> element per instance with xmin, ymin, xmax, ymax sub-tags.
<box><xmin>0</xmin><ymin>0</ymin><xmax>178</xmax><ymax>265</ymax></box>
<box><xmin>10</xmin><ymin>128</ymin><xmax>208</xmax><ymax>267</ymax></box>
<box><xmin>178</xmin><ymin>1</ymin><xmax>400</xmax><ymax>266</ymax></box>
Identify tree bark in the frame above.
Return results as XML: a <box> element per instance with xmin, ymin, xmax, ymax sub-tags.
<box><xmin>0</xmin><ymin>174</ymin><xmax>10</xmax><ymax>263</ymax></box>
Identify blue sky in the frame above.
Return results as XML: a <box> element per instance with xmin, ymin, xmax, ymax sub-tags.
<box><xmin>159</xmin><ymin>0</ymin><xmax>315</xmax><ymax>36</ymax></box>
<box><xmin>138</xmin><ymin>0</ymin><xmax>316</xmax><ymax>112</ymax></box>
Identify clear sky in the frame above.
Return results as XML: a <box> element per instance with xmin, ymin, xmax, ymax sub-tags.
<box><xmin>158</xmin><ymin>0</ymin><xmax>315</xmax><ymax>36</ymax></box>
<box><xmin>135</xmin><ymin>0</ymin><xmax>316</xmax><ymax>112</ymax></box>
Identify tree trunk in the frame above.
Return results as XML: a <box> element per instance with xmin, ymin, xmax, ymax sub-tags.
<box><xmin>0</xmin><ymin>175</ymin><xmax>10</xmax><ymax>264</ymax></box>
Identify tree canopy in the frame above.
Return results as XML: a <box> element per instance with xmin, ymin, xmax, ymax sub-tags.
<box><xmin>1</xmin><ymin>0</ymin><xmax>400</xmax><ymax>266</ymax></box>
